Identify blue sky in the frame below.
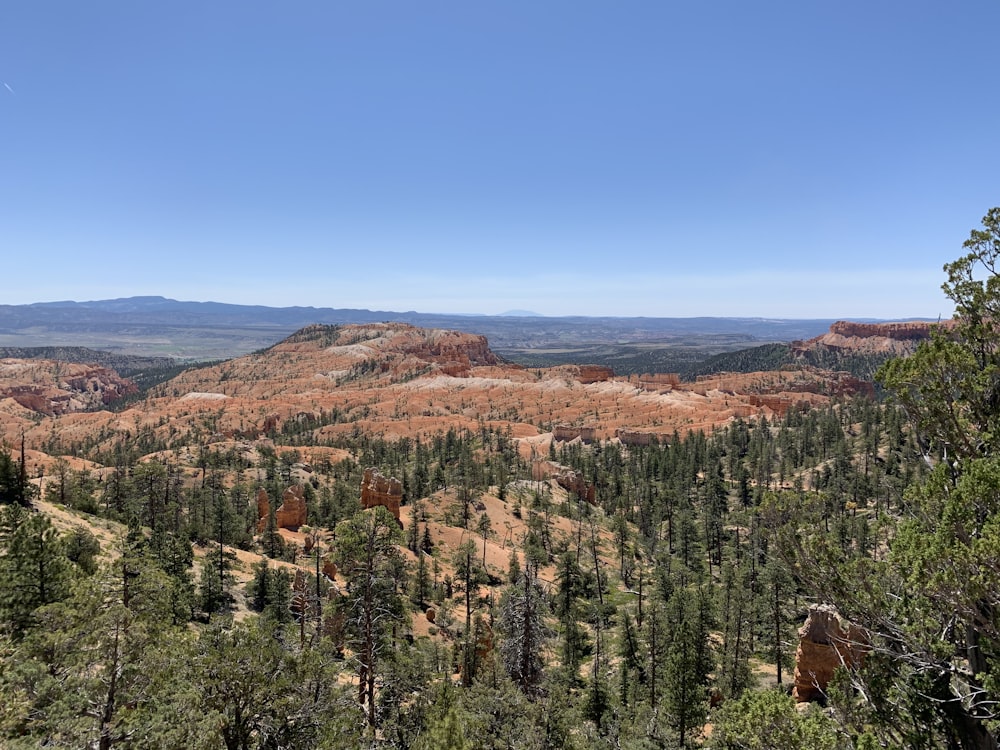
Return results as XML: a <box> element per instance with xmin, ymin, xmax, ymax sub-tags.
<box><xmin>2</xmin><ymin>2</ymin><xmax>997</xmax><ymax>318</ymax></box>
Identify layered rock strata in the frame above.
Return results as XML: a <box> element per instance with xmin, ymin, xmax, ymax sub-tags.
<box><xmin>360</xmin><ymin>467</ymin><xmax>403</xmax><ymax>523</ymax></box>
<box><xmin>792</xmin><ymin>604</ymin><xmax>868</xmax><ymax>702</ymax></box>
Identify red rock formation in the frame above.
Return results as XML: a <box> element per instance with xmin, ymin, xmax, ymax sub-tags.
<box><xmin>690</xmin><ymin>370</ymin><xmax>873</xmax><ymax>415</ymax></box>
<box><xmin>533</xmin><ymin>460</ymin><xmax>597</xmax><ymax>505</ymax></box>
<box><xmin>558</xmin><ymin>470</ymin><xmax>596</xmax><ymax>505</ymax></box>
<box><xmin>828</xmin><ymin>320</ymin><xmax>939</xmax><ymax>341</ymax></box>
<box><xmin>615</xmin><ymin>429</ymin><xmax>659</xmax><ymax>446</ymax></box>
<box><xmin>577</xmin><ymin>365</ymin><xmax>614</xmax><ymax>384</ymax></box>
<box><xmin>255</xmin><ymin>485</ymin><xmax>307</xmax><ymax>532</ymax></box>
<box><xmin>255</xmin><ymin>488</ymin><xmax>270</xmax><ymax>533</ymax></box>
<box><xmin>401</xmin><ymin>328</ymin><xmax>498</xmax><ymax>376</ymax></box>
<box><xmin>276</xmin><ymin>485</ymin><xmax>307</xmax><ymax>530</ymax></box>
<box><xmin>427</xmin><ymin>330</ymin><xmax>498</xmax><ymax>366</ymax></box>
<box><xmin>744</xmin><ymin>394</ymin><xmax>816</xmax><ymax>416</ymax></box>
<box><xmin>0</xmin><ymin>359</ymin><xmax>137</xmax><ymax>416</ymax></box>
<box><xmin>360</xmin><ymin>467</ymin><xmax>402</xmax><ymax>523</ymax></box>
<box><xmin>10</xmin><ymin>322</ymin><xmax>885</xmax><ymax>460</ymax></box>
<box><xmin>553</xmin><ymin>425</ymin><xmax>597</xmax><ymax>443</ymax></box>
<box><xmin>792</xmin><ymin>604</ymin><xmax>868</xmax><ymax>702</ymax></box>
<box><xmin>637</xmin><ymin>373</ymin><xmax>681</xmax><ymax>389</ymax></box>
<box><xmin>791</xmin><ymin>320</ymin><xmax>947</xmax><ymax>359</ymax></box>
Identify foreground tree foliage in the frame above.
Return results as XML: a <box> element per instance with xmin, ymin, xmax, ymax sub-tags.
<box><xmin>0</xmin><ymin>543</ymin><xmax>359</xmax><ymax>748</ymax></box>
<box><xmin>708</xmin><ymin>689</ymin><xmax>851</xmax><ymax>750</ymax></box>
<box><xmin>1</xmin><ymin>554</ymin><xmax>201</xmax><ymax>748</ymax></box>
<box><xmin>196</xmin><ymin>620</ymin><xmax>357</xmax><ymax>750</ymax></box>
<box><xmin>0</xmin><ymin>506</ymin><xmax>75</xmax><ymax>637</ymax></box>
<box><xmin>800</xmin><ymin>208</ymin><xmax>1000</xmax><ymax>750</ymax></box>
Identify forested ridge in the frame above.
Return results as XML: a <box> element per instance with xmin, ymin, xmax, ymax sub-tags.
<box><xmin>683</xmin><ymin>343</ymin><xmax>901</xmax><ymax>383</ymax></box>
<box><xmin>3</xmin><ymin>210</ymin><xmax>1000</xmax><ymax>748</ymax></box>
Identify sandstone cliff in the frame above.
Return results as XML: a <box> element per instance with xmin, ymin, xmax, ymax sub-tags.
<box><xmin>553</xmin><ymin>425</ymin><xmax>597</xmax><ymax>443</ymax></box>
<box><xmin>828</xmin><ymin>320</ymin><xmax>940</xmax><ymax>341</ymax></box>
<box><xmin>576</xmin><ymin>365</ymin><xmax>614</xmax><ymax>384</ymax></box>
<box><xmin>792</xmin><ymin>320</ymin><xmax>942</xmax><ymax>357</ymax></box>
<box><xmin>0</xmin><ymin>358</ymin><xmax>136</xmax><ymax>416</ymax></box>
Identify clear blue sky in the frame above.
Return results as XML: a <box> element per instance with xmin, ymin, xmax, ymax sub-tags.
<box><xmin>2</xmin><ymin>2</ymin><xmax>997</xmax><ymax>318</ymax></box>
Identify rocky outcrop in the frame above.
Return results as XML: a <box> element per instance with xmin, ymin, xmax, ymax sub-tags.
<box><xmin>12</xmin><ymin>320</ymin><xmax>887</xmax><ymax>460</ymax></box>
<box><xmin>0</xmin><ymin>359</ymin><xmax>137</xmax><ymax>416</ymax></box>
<box><xmin>553</xmin><ymin>469</ymin><xmax>597</xmax><ymax>505</ymax></box>
<box><xmin>792</xmin><ymin>604</ymin><xmax>868</xmax><ymax>702</ymax></box>
<box><xmin>615</xmin><ymin>429</ymin><xmax>659</xmax><ymax>446</ymax></box>
<box><xmin>255</xmin><ymin>488</ymin><xmax>270</xmax><ymax>532</ymax></box>
<box><xmin>792</xmin><ymin>320</ymin><xmax>945</xmax><ymax>359</ymax></box>
<box><xmin>743</xmin><ymin>394</ymin><xmax>817</xmax><ymax>416</ymax></box>
<box><xmin>689</xmin><ymin>369</ymin><xmax>873</xmax><ymax>415</ymax></box>
<box><xmin>577</xmin><ymin>365</ymin><xmax>614</xmax><ymax>384</ymax></box>
<box><xmin>828</xmin><ymin>321</ymin><xmax>939</xmax><ymax>341</ymax></box>
<box><xmin>402</xmin><ymin>329</ymin><xmax>498</xmax><ymax>376</ymax></box>
<box><xmin>533</xmin><ymin>460</ymin><xmax>597</xmax><ymax>505</ymax></box>
<box><xmin>0</xmin><ymin>346</ymin><xmax>174</xmax><ymax>377</ymax></box>
<box><xmin>636</xmin><ymin>373</ymin><xmax>681</xmax><ymax>389</ymax></box>
<box><xmin>322</xmin><ymin>559</ymin><xmax>338</xmax><ymax>581</ymax></box>
<box><xmin>276</xmin><ymin>485</ymin><xmax>307</xmax><ymax>530</ymax></box>
<box><xmin>360</xmin><ymin>467</ymin><xmax>402</xmax><ymax>523</ymax></box>
<box><xmin>553</xmin><ymin>425</ymin><xmax>597</xmax><ymax>443</ymax></box>
<box><xmin>255</xmin><ymin>484</ymin><xmax>307</xmax><ymax>532</ymax></box>
<box><xmin>425</xmin><ymin>330</ymin><xmax>498</xmax><ymax>366</ymax></box>
<box><xmin>557</xmin><ymin>469</ymin><xmax>596</xmax><ymax>505</ymax></box>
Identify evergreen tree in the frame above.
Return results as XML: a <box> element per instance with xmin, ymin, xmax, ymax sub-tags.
<box><xmin>497</xmin><ymin>562</ymin><xmax>548</xmax><ymax>695</ymax></box>
<box><xmin>195</xmin><ymin>619</ymin><xmax>297</xmax><ymax>750</ymax></box>
<box><xmin>0</xmin><ymin>447</ymin><xmax>21</xmax><ymax>506</ymax></box>
<box><xmin>414</xmin><ymin>681</ymin><xmax>468</xmax><ymax>750</ymax></box>
<box><xmin>247</xmin><ymin>559</ymin><xmax>293</xmax><ymax>622</ymax></box>
<box><xmin>708</xmin><ymin>689</ymin><xmax>851</xmax><ymax>750</ymax></box>
<box><xmin>760</xmin><ymin>554</ymin><xmax>794</xmax><ymax>685</ymax></box>
<box><xmin>0</xmin><ymin>506</ymin><xmax>75</xmax><ymax>637</ymax></box>
<box><xmin>1</xmin><ymin>555</ymin><xmax>203</xmax><ymax>749</ymax></box>
<box><xmin>663</xmin><ymin>585</ymin><xmax>713</xmax><ymax>747</ymax></box>
<box><xmin>198</xmin><ymin>546</ymin><xmax>236</xmax><ymax>616</ymax></box>
<box><xmin>149</xmin><ymin>530</ymin><xmax>196</xmax><ymax>623</ymax></box>
<box><xmin>411</xmin><ymin>549</ymin><xmax>431</xmax><ymax>606</ymax></box>
<box><xmin>717</xmin><ymin>561</ymin><xmax>754</xmax><ymax>700</ymax></box>
<box><xmin>334</xmin><ymin>506</ymin><xmax>407</xmax><ymax>730</ymax></box>
<box><xmin>64</xmin><ymin>527</ymin><xmax>101</xmax><ymax>576</ymax></box>
<box><xmin>477</xmin><ymin>511</ymin><xmax>493</xmax><ymax>568</ymax></box>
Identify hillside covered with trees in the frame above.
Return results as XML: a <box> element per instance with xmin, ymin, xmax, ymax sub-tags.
<box><xmin>2</xmin><ymin>209</ymin><xmax>1000</xmax><ymax>749</ymax></box>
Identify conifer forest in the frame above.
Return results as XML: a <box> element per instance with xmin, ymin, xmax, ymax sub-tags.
<box><xmin>4</xmin><ymin>209</ymin><xmax>1000</xmax><ymax>749</ymax></box>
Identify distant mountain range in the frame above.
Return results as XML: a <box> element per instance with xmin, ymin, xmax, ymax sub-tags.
<box><xmin>0</xmin><ymin>295</ymin><xmax>909</xmax><ymax>363</ymax></box>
